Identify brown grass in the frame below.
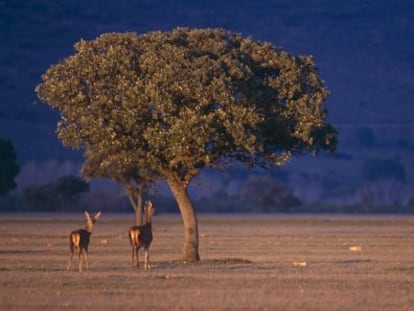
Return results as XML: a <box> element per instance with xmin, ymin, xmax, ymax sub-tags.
<box><xmin>1</xmin><ymin>213</ymin><xmax>414</xmax><ymax>310</ymax></box>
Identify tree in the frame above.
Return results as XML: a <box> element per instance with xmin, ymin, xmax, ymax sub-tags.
<box><xmin>54</xmin><ymin>175</ymin><xmax>90</xmax><ymax>210</ymax></box>
<box><xmin>35</xmin><ymin>28</ymin><xmax>337</xmax><ymax>261</ymax></box>
<box><xmin>241</xmin><ymin>175</ymin><xmax>301</xmax><ymax>212</ymax></box>
<box><xmin>360</xmin><ymin>157</ymin><xmax>407</xmax><ymax>208</ymax></box>
<box><xmin>81</xmin><ymin>154</ymin><xmax>158</xmax><ymax>225</ymax></box>
<box><xmin>0</xmin><ymin>139</ymin><xmax>20</xmax><ymax>196</ymax></box>
<box><xmin>22</xmin><ymin>175</ymin><xmax>89</xmax><ymax>211</ymax></box>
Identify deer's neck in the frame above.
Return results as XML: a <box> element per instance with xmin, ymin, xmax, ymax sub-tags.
<box><xmin>144</xmin><ymin>215</ymin><xmax>152</xmax><ymax>228</ymax></box>
<box><xmin>144</xmin><ymin>218</ymin><xmax>152</xmax><ymax>227</ymax></box>
<box><xmin>85</xmin><ymin>222</ymin><xmax>94</xmax><ymax>233</ymax></box>
<box><xmin>144</xmin><ymin>209</ymin><xmax>151</xmax><ymax>224</ymax></box>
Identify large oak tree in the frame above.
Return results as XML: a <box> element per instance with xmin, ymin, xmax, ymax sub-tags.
<box><xmin>36</xmin><ymin>28</ymin><xmax>337</xmax><ymax>261</ymax></box>
<box><xmin>0</xmin><ymin>139</ymin><xmax>20</xmax><ymax>196</ymax></box>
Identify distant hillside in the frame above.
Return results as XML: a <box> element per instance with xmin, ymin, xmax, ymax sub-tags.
<box><xmin>1</xmin><ymin>0</ymin><xmax>413</xmax><ymax>206</ymax></box>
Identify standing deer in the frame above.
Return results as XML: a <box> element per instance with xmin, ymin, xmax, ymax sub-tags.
<box><xmin>128</xmin><ymin>201</ymin><xmax>155</xmax><ymax>270</ymax></box>
<box><xmin>67</xmin><ymin>211</ymin><xmax>101</xmax><ymax>272</ymax></box>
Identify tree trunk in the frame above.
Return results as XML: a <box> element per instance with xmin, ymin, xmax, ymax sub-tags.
<box><xmin>167</xmin><ymin>175</ymin><xmax>200</xmax><ymax>262</ymax></box>
<box><xmin>127</xmin><ymin>186</ymin><xmax>143</xmax><ymax>225</ymax></box>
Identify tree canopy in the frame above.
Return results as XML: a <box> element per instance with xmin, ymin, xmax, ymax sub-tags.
<box><xmin>0</xmin><ymin>139</ymin><xmax>20</xmax><ymax>196</ymax></box>
<box><xmin>22</xmin><ymin>175</ymin><xmax>90</xmax><ymax>211</ymax></box>
<box><xmin>36</xmin><ymin>27</ymin><xmax>337</xmax><ymax>261</ymax></box>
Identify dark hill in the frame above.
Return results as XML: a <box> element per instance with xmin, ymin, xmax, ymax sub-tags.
<box><xmin>1</xmin><ymin>0</ymin><xmax>413</xmax><ymax>206</ymax></box>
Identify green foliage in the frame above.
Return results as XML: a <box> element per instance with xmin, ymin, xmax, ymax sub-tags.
<box><xmin>36</xmin><ymin>28</ymin><xmax>337</xmax><ymax>190</ymax></box>
<box><xmin>22</xmin><ymin>175</ymin><xmax>90</xmax><ymax>211</ymax></box>
<box><xmin>0</xmin><ymin>139</ymin><xmax>20</xmax><ymax>196</ymax></box>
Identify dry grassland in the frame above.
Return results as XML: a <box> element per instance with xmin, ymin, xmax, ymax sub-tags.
<box><xmin>1</xmin><ymin>213</ymin><xmax>414</xmax><ymax>310</ymax></box>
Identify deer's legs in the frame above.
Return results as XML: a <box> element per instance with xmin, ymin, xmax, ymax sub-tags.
<box><xmin>78</xmin><ymin>249</ymin><xmax>83</xmax><ymax>272</ymax></box>
<box><xmin>131</xmin><ymin>246</ymin><xmax>140</xmax><ymax>268</ymax></box>
<box><xmin>135</xmin><ymin>247</ymin><xmax>139</xmax><ymax>268</ymax></box>
<box><xmin>67</xmin><ymin>246</ymin><xmax>75</xmax><ymax>271</ymax></box>
<box><xmin>144</xmin><ymin>248</ymin><xmax>150</xmax><ymax>271</ymax></box>
<box><xmin>131</xmin><ymin>247</ymin><xmax>136</xmax><ymax>268</ymax></box>
<box><xmin>84</xmin><ymin>250</ymin><xmax>89</xmax><ymax>271</ymax></box>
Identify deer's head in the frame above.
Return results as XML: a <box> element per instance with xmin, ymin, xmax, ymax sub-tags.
<box><xmin>84</xmin><ymin>211</ymin><xmax>101</xmax><ymax>231</ymax></box>
<box><xmin>144</xmin><ymin>201</ymin><xmax>155</xmax><ymax>221</ymax></box>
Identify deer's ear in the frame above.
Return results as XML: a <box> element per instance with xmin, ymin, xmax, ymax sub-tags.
<box><xmin>84</xmin><ymin>211</ymin><xmax>91</xmax><ymax>219</ymax></box>
<box><xmin>95</xmin><ymin>211</ymin><xmax>102</xmax><ymax>219</ymax></box>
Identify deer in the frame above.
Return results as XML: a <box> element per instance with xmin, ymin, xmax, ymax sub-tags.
<box><xmin>128</xmin><ymin>200</ymin><xmax>155</xmax><ymax>270</ymax></box>
<box><xmin>67</xmin><ymin>211</ymin><xmax>101</xmax><ymax>272</ymax></box>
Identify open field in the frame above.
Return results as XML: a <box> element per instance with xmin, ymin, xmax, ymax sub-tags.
<box><xmin>1</xmin><ymin>213</ymin><xmax>414</xmax><ymax>310</ymax></box>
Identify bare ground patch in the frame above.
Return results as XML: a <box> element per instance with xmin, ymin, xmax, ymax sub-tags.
<box><xmin>1</xmin><ymin>213</ymin><xmax>414</xmax><ymax>310</ymax></box>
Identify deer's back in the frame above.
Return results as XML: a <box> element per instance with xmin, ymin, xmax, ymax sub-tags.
<box><xmin>70</xmin><ymin>229</ymin><xmax>91</xmax><ymax>249</ymax></box>
<box><xmin>129</xmin><ymin>224</ymin><xmax>152</xmax><ymax>248</ymax></box>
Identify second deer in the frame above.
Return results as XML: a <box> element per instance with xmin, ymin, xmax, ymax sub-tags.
<box><xmin>128</xmin><ymin>201</ymin><xmax>155</xmax><ymax>270</ymax></box>
<box><xmin>67</xmin><ymin>211</ymin><xmax>101</xmax><ymax>272</ymax></box>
